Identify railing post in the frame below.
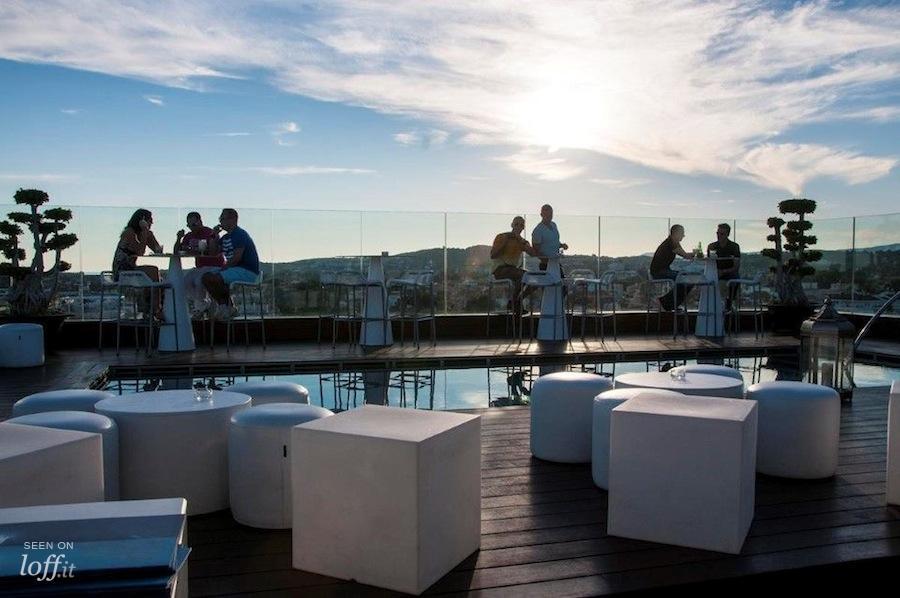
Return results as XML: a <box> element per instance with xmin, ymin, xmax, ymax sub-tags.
<box><xmin>597</xmin><ymin>215</ymin><xmax>602</xmax><ymax>276</ymax></box>
<box><xmin>443</xmin><ymin>212</ymin><xmax>448</xmax><ymax>314</ymax></box>
<box><xmin>851</xmin><ymin>216</ymin><xmax>856</xmax><ymax>303</ymax></box>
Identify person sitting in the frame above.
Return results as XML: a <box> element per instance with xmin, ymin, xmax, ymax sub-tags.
<box><xmin>201</xmin><ymin>208</ymin><xmax>260</xmax><ymax>320</ymax></box>
<box><xmin>491</xmin><ymin>216</ymin><xmax>538</xmax><ymax>310</ymax></box>
<box><xmin>111</xmin><ymin>209</ymin><xmax>163</xmax><ymax>318</ymax></box>
<box><xmin>174</xmin><ymin>212</ymin><xmax>224</xmax><ymax>318</ymax></box>
<box><xmin>650</xmin><ymin>224</ymin><xmax>695</xmax><ymax>311</ymax></box>
<box><xmin>707</xmin><ymin>222</ymin><xmax>741</xmax><ymax>312</ymax></box>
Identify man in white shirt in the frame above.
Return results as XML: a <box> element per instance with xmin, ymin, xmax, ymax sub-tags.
<box><xmin>531</xmin><ymin>204</ymin><xmax>569</xmax><ymax>273</ymax></box>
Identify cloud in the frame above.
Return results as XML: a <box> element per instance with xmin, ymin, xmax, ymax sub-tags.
<box><xmin>271</xmin><ymin>121</ymin><xmax>300</xmax><ymax>145</ymax></box>
<box><xmin>495</xmin><ymin>149</ymin><xmax>586</xmax><ymax>181</ymax></box>
<box><xmin>143</xmin><ymin>94</ymin><xmax>164</xmax><ymax>106</ymax></box>
<box><xmin>393</xmin><ymin>129</ymin><xmax>449</xmax><ymax>147</ymax></box>
<box><xmin>735</xmin><ymin>143</ymin><xmax>896</xmax><ymax>195</ymax></box>
<box><xmin>834</xmin><ymin>105</ymin><xmax>900</xmax><ymax>123</ymax></box>
<box><xmin>60</xmin><ymin>108</ymin><xmax>81</xmax><ymax>115</ymax></box>
<box><xmin>0</xmin><ymin>173</ymin><xmax>76</xmax><ymax>181</ymax></box>
<box><xmin>249</xmin><ymin>165</ymin><xmax>376</xmax><ymax>176</ymax></box>
<box><xmin>207</xmin><ymin>131</ymin><xmax>250</xmax><ymax>137</ymax></box>
<box><xmin>589</xmin><ymin>177</ymin><xmax>651</xmax><ymax>189</ymax></box>
<box><xmin>2</xmin><ymin>1</ymin><xmax>899</xmax><ymax>190</ymax></box>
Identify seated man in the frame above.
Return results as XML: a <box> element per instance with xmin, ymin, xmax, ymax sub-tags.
<box><xmin>707</xmin><ymin>222</ymin><xmax>741</xmax><ymax>312</ymax></box>
<box><xmin>650</xmin><ymin>224</ymin><xmax>695</xmax><ymax>311</ymax></box>
<box><xmin>491</xmin><ymin>216</ymin><xmax>538</xmax><ymax>309</ymax></box>
<box><xmin>202</xmin><ymin>208</ymin><xmax>260</xmax><ymax>320</ymax></box>
<box><xmin>174</xmin><ymin>211</ymin><xmax>224</xmax><ymax>318</ymax></box>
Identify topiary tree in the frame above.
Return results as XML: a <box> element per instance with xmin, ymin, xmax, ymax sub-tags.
<box><xmin>761</xmin><ymin>198</ymin><xmax>822</xmax><ymax>306</ymax></box>
<box><xmin>0</xmin><ymin>188</ymin><xmax>78</xmax><ymax>316</ymax></box>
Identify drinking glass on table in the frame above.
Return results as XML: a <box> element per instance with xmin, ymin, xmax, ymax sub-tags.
<box><xmin>198</xmin><ymin>239</ymin><xmax>208</xmax><ymax>254</ymax></box>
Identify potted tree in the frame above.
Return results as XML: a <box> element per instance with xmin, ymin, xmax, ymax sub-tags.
<box><xmin>761</xmin><ymin>198</ymin><xmax>822</xmax><ymax>333</ymax></box>
<box><xmin>0</xmin><ymin>188</ymin><xmax>78</xmax><ymax>346</ymax></box>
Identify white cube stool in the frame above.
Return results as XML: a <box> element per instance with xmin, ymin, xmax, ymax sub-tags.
<box><xmin>592</xmin><ymin>388</ymin><xmax>686</xmax><ymax>489</ymax></box>
<box><xmin>292</xmin><ymin>405</ymin><xmax>481</xmax><ymax>595</ymax></box>
<box><xmin>0</xmin><ymin>323</ymin><xmax>44</xmax><ymax>367</ymax></box>
<box><xmin>229</xmin><ymin>403</ymin><xmax>333</xmax><ymax>529</ymax></box>
<box><xmin>0</xmin><ymin>422</ymin><xmax>104</xmax><ymax>508</ymax></box>
<box><xmin>746</xmin><ymin>381</ymin><xmax>840</xmax><ymax>479</ymax></box>
<box><xmin>224</xmin><ymin>381</ymin><xmax>310</xmax><ymax>406</ymax></box>
<box><xmin>608</xmin><ymin>393</ymin><xmax>757</xmax><ymax>554</ymax></box>
<box><xmin>670</xmin><ymin>364</ymin><xmax>744</xmax><ymax>381</ymax></box>
<box><xmin>889</xmin><ymin>381</ymin><xmax>900</xmax><ymax>506</ymax></box>
<box><xmin>13</xmin><ymin>389</ymin><xmax>114</xmax><ymax>416</ymax></box>
<box><xmin>531</xmin><ymin>372</ymin><xmax>613</xmax><ymax>463</ymax></box>
<box><xmin>6</xmin><ymin>411</ymin><xmax>120</xmax><ymax>500</ymax></box>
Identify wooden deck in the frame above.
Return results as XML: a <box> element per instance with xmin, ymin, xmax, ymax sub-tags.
<box><xmin>183</xmin><ymin>387</ymin><xmax>900</xmax><ymax>596</ymax></box>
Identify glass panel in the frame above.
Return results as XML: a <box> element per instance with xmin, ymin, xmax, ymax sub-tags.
<box><xmin>599</xmin><ymin>216</ymin><xmax>669</xmax><ymax>310</ymax></box>
<box><xmin>849</xmin><ymin>213</ymin><xmax>900</xmax><ymax>315</ymax></box>
<box><xmin>808</xmin><ymin>217</ymin><xmax>854</xmax><ymax>307</ymax></box>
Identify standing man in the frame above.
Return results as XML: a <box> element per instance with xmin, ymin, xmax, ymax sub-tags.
<box><xmin>531</xmin><ymin>204</ymin><xmax>569</xmax><ymax>272</ymax></box>
<box><xmin>707</xmin><ymin>222</ymin><xmax>741</xmax><ymax>312</ymax></box>
<box><xmin>650</xmin><ymin>224</ymin><xmax>694</xmax><ymax>311</ymax></box>
<box><xmin>202</xmin><ymin>208</ymin><xmax>260</xmax><ymax>320</ymax></box>
<box><xmin>491</xmin><ymin>216</ymin><xmax>538</xmax><ymax>309</ymax></box>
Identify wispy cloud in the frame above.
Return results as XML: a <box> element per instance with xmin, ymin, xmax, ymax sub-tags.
<box><xmin>60</xmin><ymin>108</ymin><xmax>81</xmax><ymax>115</ymax></box>
<box><xmin>2</xmin><ymin>1</ymin><xmax>899</xmax><ymax>191</ymax></box>
<box><xmin>495</xmin><ymin>149</ymin><xmax>586</xmax><ymax>181</ymax></box>
<box><xmin>143</xmin><ymin>94</ymin><xmax>164</xmax><ymax>106</ymax></box>
<box><xmin>207</xmin><ymin>131</ymin><xmax>251</xmax><ymax>137</ymax></box>
<box><xmin>271</xmin><ymin>121</ymin><xmax>300</xmax><ymax>146</ymax></box>
<box><xmin>393</xmin><ymin>129</ymin><xmax>449</xmax><ymax>148</ymax></box>
<box><xmin>589</xmin><ymin>177</ymin><xmax>651</xmax><ymax>189</ymax></box>
<box><xmin>249</xmin><ymin>165</ymin><xmax>376</xmax><ymax>176</ymax></box>
<box><xmin>0</xmin><ymin>173</ymin><xmax>76</xmax><ymax>182</ymax></box>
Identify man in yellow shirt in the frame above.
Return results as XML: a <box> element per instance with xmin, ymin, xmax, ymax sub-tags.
<box><xmin>491</xmin><ymin>216</ymin><xmax>538</xmax><ymax>310</ymax></box>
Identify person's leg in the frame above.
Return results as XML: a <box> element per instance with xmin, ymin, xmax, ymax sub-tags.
<box><xmin>136</xmin><ymin>265</ymin><xmax>162</xmax><ymax>316</ymax></box>
<box><xmin>202</xmin><ymin>270</ymin><xmax>230</xmax><ymax>305</ymax></box>
<box><xmin>719</xmin><ymin>272</ymin><xmax>738</xmax><ymax>311</ymax></box>
<box><xmin>655</xmin><ymin>269</ymin><xmax>677</xmax><ymax>310</ymax></box>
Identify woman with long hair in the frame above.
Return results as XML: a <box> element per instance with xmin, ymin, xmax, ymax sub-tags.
<box><xmin>112</xmin><ymin>208</ymin><xmax>164</xmax><ymax>317</ymax></box>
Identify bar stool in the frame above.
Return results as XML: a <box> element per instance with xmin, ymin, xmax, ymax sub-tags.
<box><xmin>672</xmin><ymin>270</ymin><xmax>716</xmax><ymax>339</ymax></box>
<box><xmin>332</xmin><ymin>270</ymin><xmax>387</xmax><ymax>350</ymax></box>
<box><xmin>389</xmin><ymin>270</ymin><xmax>436</xmax><ymax>347</ymax></box>
<box><xmin>316</xmin><ymin>270</ymin><xmax>338</xmax><ymax>344</ymax></box>
<box><xmin>211</xmin><ymin>273</ymin><xmax>266</xmax><ymax>350</ymax></box>
<box><xmin>571</xmin><ymin>270</ymin><xmax>618</xmax><ymax>341</ymax></box>
<box><xmin>727</xmin><ymin>273</ymin><xmax>765</xmax><ymax>338</ymax></box>
<box><xmin>486</xmin><ymin>277</ymin><xmax>517</xmax><ymax>338</ymax></box>
<box><xmin>115</xmin><ymin>271</ymin><xmax>178</xmax><ymax>355</ymax></box>
<box><xmin>645</xmin><ymin>269</ymin><xmax>674</xmax><ymax>334</ymax></box>
<box><xmin>97</xmin><ymin>270</ymin><xmax>118</xmax><ymax>350</ymax></box>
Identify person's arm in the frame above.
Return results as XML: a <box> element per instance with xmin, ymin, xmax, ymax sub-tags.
<box><xmin>560</xmin><ymin>241</ymin><xmax>569</xmax><ymax>251</ymax></box>
<box><xmin>144</xmin><ymin>230</ymin><xmax>163</xmax><ymax>253</ymax></box>
<box><xmin>726</xmin><ymin>256</ymin><xmax>741</xmax><ymax>276</ymax></box>
<box><xmin>222</xmin><ymin>247</ymin><xmax>244</xmax><ymax>269</ymax></box>
<box><xmin>674</xmin><ymin>242</ymin><xmax>692</xmax><ymax>260</ymax></box>
<box><xmin>522</xmin><ymin>238</ymin><xmax>539</xmax><ymax>257</ymax></box>
<box><xmin>490</xmin><ymin>233</ymin><xmax>508</xmax><ymax>259</ymax></box>
<box><xmin>531</xmin><ymin>229</ymin><xmax>543</xmax><ymax>257</ymax></box>
<box><xmin>175</xmin><ymin>229</ymin><xmax>185</xmax><ymax>251</ymax></box>
<box><xmin>207</xmin><ymin>233</ymin><xmax>220</xmax><ymax>256</ymax></box>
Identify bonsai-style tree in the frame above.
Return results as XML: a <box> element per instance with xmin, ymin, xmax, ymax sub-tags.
<box><xmin>761</xmin><ymin>198</ymin><xmax>822</xmax><ymax>306</ymax></box>
<box><xmin>0</xmin><ymin>188</ymin><xmax>77</xmax><ymax>316</ymax></box>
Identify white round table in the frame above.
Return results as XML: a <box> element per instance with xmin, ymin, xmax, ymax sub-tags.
<box><xmin>614</xmin><ymin>371</ymin><xmax>744</xmax><ymax>399</ymax></box>
<box><xmin>95</xmin><ymin>390</ymin><xmax>251</xmax><ymax>514</ymax></box>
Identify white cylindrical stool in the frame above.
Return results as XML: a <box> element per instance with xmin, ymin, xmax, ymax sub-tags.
<box><xmin>592</xmin><ymin>388</ymin><xmax>686</xmax><ymax>489</ymax></box>
<box><xmin>224</xmin><ymin>381</ymin><xmax>310</xmax><ymax>406</ymax></box>
<box><xmin>747</xmin><ymin>381</ymin><xmax>840</xmax><ymax>479</ymax></box>
<box><xmin>0</xmin><ymin>323</ymin><xmax>44</xmax><ymax>368</ymax></box>
<box><xmin>531</xmin><ymin>372</ymin><xmax>613</xmax><ymax>463</ymax></box>
<box><xmin>13</xmin><ymin>389</ymin><xmax>115</xmax><ymax>416</ymax></box>
<box><xmin>229</xmin><ymin>403</ymin><xmax>334</xmax><ymax>528</ymax></box>
<box><xmin>7</xmin><ymin>411</ymin><xmax>120</xmax><ymax>500</ymax></box>
<box><xmin>670</xmin><ymin>364</ymin><xmax>744</xmax><ymax>381</ymax></box>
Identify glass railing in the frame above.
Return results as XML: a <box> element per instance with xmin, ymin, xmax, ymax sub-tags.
<box><xmin>1</xmin><ymin>203</ymin><xmax>897</xmax><ymax>318</ymax></box>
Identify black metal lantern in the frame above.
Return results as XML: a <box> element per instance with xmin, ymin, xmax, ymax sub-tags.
<box><xmin>800</xmin><ymin>297</ymin><xmax>856</xmax><ymax>401</ymax></box>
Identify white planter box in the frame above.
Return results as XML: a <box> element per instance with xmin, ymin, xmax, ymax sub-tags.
<box><xmin>889</xmin><ymin>381</ymin><xmax>900</xmax><ymax>506</ymax></box>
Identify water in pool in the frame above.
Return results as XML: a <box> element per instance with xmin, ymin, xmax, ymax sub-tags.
<box><xmin>104</xmin><ymin>357</ymin><xmax>899</xmax><ymax>412</ymax></box>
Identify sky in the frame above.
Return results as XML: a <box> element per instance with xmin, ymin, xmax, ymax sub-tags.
<box><xmin>0</xmin><ymin>0</ymin><xmax>899</xmax><ymax>221</ymax></box>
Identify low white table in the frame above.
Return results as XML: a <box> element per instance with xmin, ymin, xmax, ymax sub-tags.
<box><xmin>608</xmin><ymin>393</ymin><xmax>757</xmax><ymax>554</ymax></box>
<box><xmin>292</xmin><ymin>405</ymin><xmax>481</xmax><ymax>595</ymax></box>
<box><xmin>95</xmin><ymin>391</ymin><xmax>251</xmax><ymax>514</ymax></box>
<box><xmin>615</xmin><ymin>371</ymin><xmax>744</xmax><ymax>398</ymax></box>
<box><xmin>887</xmin><ymin>381</ymin><xmax>899</xmax><ymax>505</ymax></box>
<box><xmin>142</xmin><ymin>252</ymin><xmax>196</xmax><ymax>352</ymax></box>
<box><xmin>0</xmin><ymin>422</ymin><xmax>104</xmax><ymax>508</ymax></box>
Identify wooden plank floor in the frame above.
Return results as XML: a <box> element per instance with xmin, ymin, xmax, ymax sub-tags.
<box><xmin>184</xmin><ymin>386</ymin><xmax>900</xmax><ymax>597</ymax></box>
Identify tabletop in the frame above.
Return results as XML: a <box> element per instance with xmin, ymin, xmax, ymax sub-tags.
<box><xmin>95</xmin><ymin>390</ymin><xmax>251</xmax><ymax>415</ymax></box>
<box><xmin>615</xmin><ymin>371</ymin><xmax>744</xmax><ymax>392</ymax></box>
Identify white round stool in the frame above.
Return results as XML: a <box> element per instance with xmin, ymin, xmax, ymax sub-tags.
<box><xmin>7</xmin><ymin>411</ymin><xmax>120</xmax><ymax>500</ymax></box>
<box><xmin>670</xmin><ymin>364</ymin><xmax>744</xmax><ymax>381</ymax></box>
<box><xmin>224</xmin><ymin>381</ymin><xmax>310</xmax><ymax>406</ymax></box>
<box><xmin>0</xmin><ymin>323</ymin><xmax>44</xmax><ymax>367</ymax></box>
<box><xmin>229</xmin><ymin>403</ymin><xmax>334</xmax><ymax>528</ymax></box>
<box><xmin>592</xmin><ymin>388</ymin><xmax>686</xmax><ymax>489</ymax></box>
<box><xmin>746</xmin><ymin>381</ymin><xmax>840</xmax><ymax>479</ymax></box>
<box><xmin>530</xmin><ymin>372</ymin><xmax>613</xmax><ymax>463</ymax></box>
<box><xmin>13</xmin><ymin>389</ymin><xmax>115</xmax><ymax>416</ymax></box>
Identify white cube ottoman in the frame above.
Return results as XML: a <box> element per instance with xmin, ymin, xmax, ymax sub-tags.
<box><xmin>608</xmin><ymin>393</ymin><xmax>757</xmax><ymax>554</ymax></box>
<box><xmin>292</xmin><ymin>405</ymin><xmax>481</xmax><ymax>595</ymax></box>
<box><xmin>670</xmin><ymin>364</ymin><xmax>744</xmax><ymax>381</ymax></box>
<box><xmin>229</xmin><ymin>403</ymin><xmax>333</xmax><ymax>529</ymax></box>
<box><xmin>0</xmin><ymin>422</ymin><xmax>104</xmax><ymax>508</ymax></box>
<box><xmin>224</xmin><ymin>381</ymin><xmax>310</xmax><ymax>405</ymax></box>
<box><xmin>592</xmin><ymin>388</ymin><xmax>686</xmax><ymax>489</ymax></box>
<box><xmin>0</xmin><ymin>323</ymin><xmax>44</xmax><ymax>367</ymax></box>
<box><xmin>7</xmin><ymin>411</ymin><xmax>120</xmax><ymax>500</ymax></box>
<box><xmin>746</xmin><ymin>381</ymin><xmax>840</xmax><ymax>479</ymax></box>
<box><xmin>887</xmin><ymin>381</ymin><xmax>899</xmax><ymax>506</ymax></box>
<box><xmin>13</xmin><ymin>389</ymin><xmax>114</xmax><ymax>416</ymax></box>
<box><xmin>531</xmin><ymin>372</ymin><xmax>613</xmax><ymax>463</ymax></box>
